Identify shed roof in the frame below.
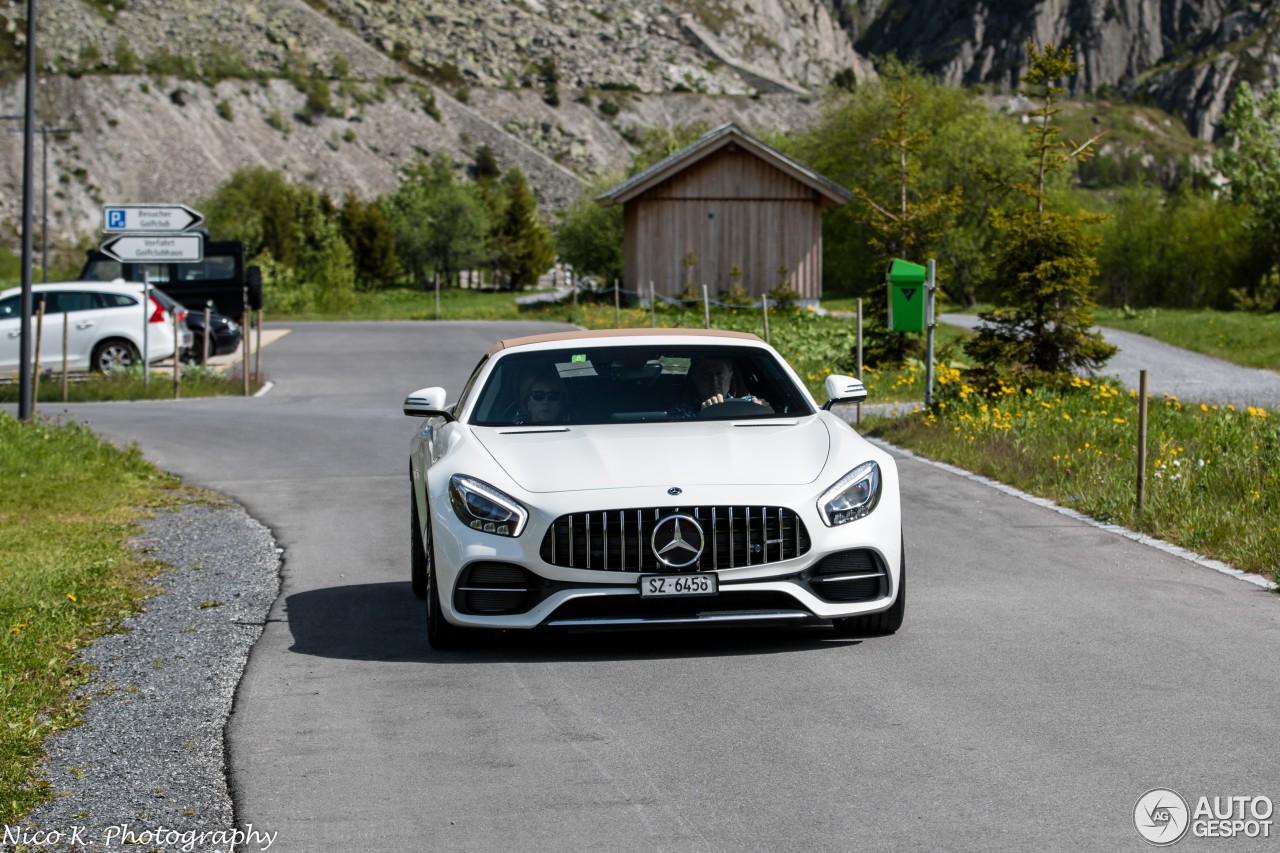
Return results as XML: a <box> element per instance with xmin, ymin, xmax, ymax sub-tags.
<box><xmin>596</xmin><ymin>122</ymin><xmax>851</xmax><ymax>207</ymax></box>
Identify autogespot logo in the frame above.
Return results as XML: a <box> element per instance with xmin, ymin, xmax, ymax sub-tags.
<box><xmin>1135</xmin><ymin>789</ymin><xmax>1191</xmax><ymax>846</ymax></box>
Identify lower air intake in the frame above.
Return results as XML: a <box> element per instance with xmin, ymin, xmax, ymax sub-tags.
<box><xmin>455</xmin><ymin>562</ymin><xmax>537</xmax><ymax>615</ymax></box>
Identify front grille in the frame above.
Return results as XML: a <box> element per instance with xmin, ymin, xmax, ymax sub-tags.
<box><xmin>539</xmin><ymin>506</ymin><xmax>810</xmax><ymax>572</ymax></box>
<box><xmin>809</xmin><ymin>550</ymin><xmax>887</xmax><ymax>603</ymax></box>
<box><xmin>454</xmin><ymin>562</ymin><xmax>538</xmax><ymax>614</ymax></box>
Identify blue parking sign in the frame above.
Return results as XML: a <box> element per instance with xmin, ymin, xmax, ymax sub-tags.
<box><xmin>106</xmin><ymin>208</ymin><xmax>126</xmax><ymax>230</ymax></box>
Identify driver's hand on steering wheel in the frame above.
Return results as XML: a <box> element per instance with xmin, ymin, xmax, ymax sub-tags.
<box><xmin>701</xmin><ymin>393</ymin><xmax>768</xmax><ymax>409</ymax></box>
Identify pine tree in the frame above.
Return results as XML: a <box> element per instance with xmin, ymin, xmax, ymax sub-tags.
<box><xmin>493</xmin><ymin>168</ymin><xmax>555</xmax><ymax>290</ymax></box>
<box><xmin>965</xmin><ymin>42</ymin><xmax>1116</xmax><ymax>382</ymax></box>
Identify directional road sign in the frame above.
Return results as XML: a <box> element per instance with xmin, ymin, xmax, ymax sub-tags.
<box><xmin>99</xmin><ymin>234</ymin><xmax>204</xmax><ymax>263</ymax></box>
<box><xmin>101</xmin><ymin>203</ymin><xmax>204</xmax><ymax>233</ymax></box>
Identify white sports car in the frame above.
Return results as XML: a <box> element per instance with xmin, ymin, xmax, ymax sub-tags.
<box><xmin>405</xmin><ymin>329</ymin><xmax>904</xmax><ymax>649</ymax></box>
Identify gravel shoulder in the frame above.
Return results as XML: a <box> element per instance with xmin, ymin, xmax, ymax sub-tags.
<box><xmin>4</xmin><ymin>503</ymin><xmax>281</xmax><ymax>852</ymax></box>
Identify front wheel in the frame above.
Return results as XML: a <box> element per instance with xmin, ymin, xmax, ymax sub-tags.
<box><xmin>832</xmin><ymin>538</ymin><xmax>906</xmax><ymax>638</ymax></box>
<box><xmin>426</xmin><ymin>565</ymin><xmax>475</xmax><ymax>652</ymax></box>
<box><xmin>410</xmin><ymin>488</ymin><xmax>428</xmax><ymax>600</ymax></box>
<box><xmin>92</xmin><ymin>338</ymin><xmax>139</xmax><ymax>373</ymax></box>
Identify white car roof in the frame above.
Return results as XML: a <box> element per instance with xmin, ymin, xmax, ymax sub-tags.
<box><xmin>0</xmin><ymin>279</ymin><xmax>151</xmax><ymax>299</ymax></box>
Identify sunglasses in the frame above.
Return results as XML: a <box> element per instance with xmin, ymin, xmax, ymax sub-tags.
<box><xmin>529</xmin><ymin>390</ymin><xmax>562</xmax><ymax>402</ymax></box>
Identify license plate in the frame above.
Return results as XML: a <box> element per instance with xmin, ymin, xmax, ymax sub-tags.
<box><xmin>639</xmin><ymin>574</ymin><xmax>718</xmax><ymax>598</ymax></box>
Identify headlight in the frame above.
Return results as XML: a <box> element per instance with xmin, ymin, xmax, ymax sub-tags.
<box><xmin>817</xmin><ymin>461</ymin><xmax>882</xmax><ymax>526</ymax></box>
<box><xmin>448</xmin><ymin>475</ymin><xmax>528</xmax><ymax>537</ymax></box>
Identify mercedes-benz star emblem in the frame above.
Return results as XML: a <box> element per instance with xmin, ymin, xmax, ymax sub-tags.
<box><xmin>651</xmin><ymin>514</ymin><xmax>705</xmax><ymax>569</ymax></box>
<box><xmin>667</xmin><ymin>486</ymin><xmax>682</xmax><ymax>496</ymax></box>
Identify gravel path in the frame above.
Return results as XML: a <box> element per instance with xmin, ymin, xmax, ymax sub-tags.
<box><xmin>942</xmin><ymin>314</ymin><xmax>1280</xmax><ymax>408</ymax></box>
<box><xmin>4</xmin><ymin>503</ymin><xmax>281</xmax><ymax>853</ymax></box>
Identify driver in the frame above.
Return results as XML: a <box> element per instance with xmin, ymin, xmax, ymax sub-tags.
<box><xmin>679</xmin><ymin>356</ymin><xmax>770</xmax><ymax>415</ymax></box>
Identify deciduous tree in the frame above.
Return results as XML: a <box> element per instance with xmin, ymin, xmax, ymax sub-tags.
<box><xmin>1216</xmin><ymin>82</ymin><xmax>1280</xmax><ymax>310</ymax></box>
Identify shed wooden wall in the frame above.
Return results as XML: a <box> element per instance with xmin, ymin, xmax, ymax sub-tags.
<box><xmin>622</xmin><ymin>145</ymin><xmax>828</xmax><ymax>301</ymax></box>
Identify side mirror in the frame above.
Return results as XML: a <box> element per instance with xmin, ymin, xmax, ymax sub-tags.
<box><xmin>403</xmin><ymin>386</ymin><xmax>453</xmax><ymax>419</ymax></box>
<box><xmin>823</xmin><ymin>374</ymin><xmax>868</xmax><ymax>408</ymax></box>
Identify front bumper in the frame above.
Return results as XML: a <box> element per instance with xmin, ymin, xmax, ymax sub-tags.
<box><xmin>429</xmin><ymin>503</ymin><xmax>901</xmax><ymax>632</ymax></box>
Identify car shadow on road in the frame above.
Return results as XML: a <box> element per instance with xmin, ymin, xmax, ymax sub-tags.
<box><xmin>284</xmin><ymin>582</ymin><xmax>863</xmax><ymax>663</ymax></box>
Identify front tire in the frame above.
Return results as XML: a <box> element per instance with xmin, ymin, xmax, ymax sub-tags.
<box><xmin>832</xmin><ymin>538</ymin><xmax>906</xmax><ymax>638</ymax></box>
<box><xmin>426</xmin><ymin>563</ymin><xmax>473</xmax><ymax>652</ymax></box>
<box><xmin>410</xmin><ymin>488</ymin><xmax>428</xmax><ymax>600</ymax></box>
<box><xmin>92</xmin><ymin>338</ymin><xmax>139</xmax><ymax>373</ymax></box>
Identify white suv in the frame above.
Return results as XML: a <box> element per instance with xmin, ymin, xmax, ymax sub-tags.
<box><xmin>0</xmin><ymin>280</ymin><xmax>191</xmax><ymax>373</ymax></box>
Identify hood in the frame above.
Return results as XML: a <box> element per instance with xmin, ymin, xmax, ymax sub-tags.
<box><xmin>472</xmin><ymin>418</ymin><xmax>832</xmax><ymax>493</ymax></box>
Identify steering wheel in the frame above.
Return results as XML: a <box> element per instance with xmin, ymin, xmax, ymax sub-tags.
<box><xmin>697</xmin><ymin>399</ymin><xmax>772</xmax><ymax>418</ymax></box>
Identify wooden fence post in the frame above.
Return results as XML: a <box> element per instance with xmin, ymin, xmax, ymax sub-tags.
<box><xmin>173</xmin><ymin>311</ymin><xmax>181</xmax><ymax>399</ymax></box>
<box><xmin>1137</xmin><ymin>369</ymin><xmax>1149</xmax><ymax>512</ymax></box>
<box><xmin>61</xmin><ymin>311</ymin><xmax>69</xmax><ymax>402</ymax></box>
<box><xmin>856</xmin><ymin>298</ymin><xmax>863</xmax><ymax>426</ymax></box>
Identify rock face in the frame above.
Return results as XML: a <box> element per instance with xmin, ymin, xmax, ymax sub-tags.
<box><xmin>852</xmin><ymin>0</ymin><xmax>1278</xmax><ymax>140</ymax></box>
<box><xmin>319</xmin><ymin>0</ymin><xmax>871</xmax><ymax>95</ymax></box>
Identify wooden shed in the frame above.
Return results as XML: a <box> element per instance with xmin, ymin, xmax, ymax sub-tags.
<box><xmin>597</xmin><ymin>123</ymin><xmax>850</xmax><ymax>303</ymax></box>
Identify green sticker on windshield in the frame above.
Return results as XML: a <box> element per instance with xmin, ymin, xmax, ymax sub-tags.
<box><xmin>571</xmin><ymin>354</ymin><xmax>586</xmax><ymax>362</ymax></box>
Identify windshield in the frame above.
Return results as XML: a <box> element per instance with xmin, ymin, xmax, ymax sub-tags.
<box><xmin>469</xmin><ymin>345</ymin><xmax>813</xmax><ymax>426</ymax></box>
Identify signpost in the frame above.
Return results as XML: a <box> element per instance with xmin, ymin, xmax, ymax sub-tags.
<box><xmin>100</xmin><ymin>203</ymin><xmax>205</xmax><ymax>386</ymax></box>
<box><xmin>101</xmin><ymin>204</ymin><xmax>203</xmax><ymax>233</ymax></box>
<box><xmin>99</xmin><ymin>233</ymin><xmax>204</xmax><ymax>263</ymax></box>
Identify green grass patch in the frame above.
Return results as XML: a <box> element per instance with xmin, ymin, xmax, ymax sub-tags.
<box><xmin>1095</xmin><ymin>307</ymin><xmax>1280</xmax><ymax>372</ymax></box>
<box><xmin>0</xmin><ymin>413</ymin><xmax>187</xmax><ymax>821</ymax></box>
<box><xmin>866</xmin><ymin>377</ymin><xmax>1280</xmax><ymax>578</ymax></box>
<box><xmin>270</xmin><ymin>286</ymin><xmax>524</xmax><ymax>321</ymax></box>
<box><xmin>0</xmin><ymin>366</ymin><xmax>263</xmax><ymax>404</ymax></box>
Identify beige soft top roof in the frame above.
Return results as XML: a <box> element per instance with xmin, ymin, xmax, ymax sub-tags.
<box><xmin>486</xmin><ymin>327</ymin><xmax>763</xmax><ymax>357</ymax></box>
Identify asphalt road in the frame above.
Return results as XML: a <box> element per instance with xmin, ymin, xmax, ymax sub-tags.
<box><xmin>33</xmin><ymin>322</ymin><xmax>1280</xmax><ymax>851</ymax></box>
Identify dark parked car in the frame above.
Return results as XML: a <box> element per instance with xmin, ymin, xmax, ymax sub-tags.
<box><xmin>139</xmin><ymin>288</ymin><xmax>239</xmax><ymax>363</ymax></box>
<box><xmin>182</xmin><ymin>304</ymin><xmax>243</xmax><ymax>363</ymax></box>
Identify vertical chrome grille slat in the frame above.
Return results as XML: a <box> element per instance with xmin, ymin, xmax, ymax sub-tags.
<box><xmin>711</xmin><ymin>507</ymin><xmax>718</xmax><ymax>570</ymax></box>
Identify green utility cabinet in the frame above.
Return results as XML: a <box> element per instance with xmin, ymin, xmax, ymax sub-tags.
<box><xmin>886</xmin><ymin>259</ymin><xmax>927</xmax><ymax>332</ymax></box>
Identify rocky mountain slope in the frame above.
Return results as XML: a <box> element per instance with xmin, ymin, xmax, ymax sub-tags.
<box><xmin>0</xmin><ymin>0</ymin><xmax>1275</xmax><ymax>246</ymax></box>
<box><xmin>851</xmin><ymin>0</ymin><xmax>1278</xmax><ymax>142</ymax></box>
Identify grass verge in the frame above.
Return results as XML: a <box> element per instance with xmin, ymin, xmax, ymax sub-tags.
<box><xmin>0</xmin><ymin>413</ymin><xmax>187</xmax><ymax>821</ymax></box>
<box><xmin>0</xmin><ymin>365</ymin><xmax>263</xmax><ymax>404</ymax></box>
<box><xmin>866</xmin><ymin>376</ymin><xmax>1280</xmax><ymax>579</ymax></box>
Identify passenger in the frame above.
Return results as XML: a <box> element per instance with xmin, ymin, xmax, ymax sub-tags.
<box><xmin>515</xmin><ymin>372</ymin><xmax>568</xmax><ymax>424</ymax></box>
